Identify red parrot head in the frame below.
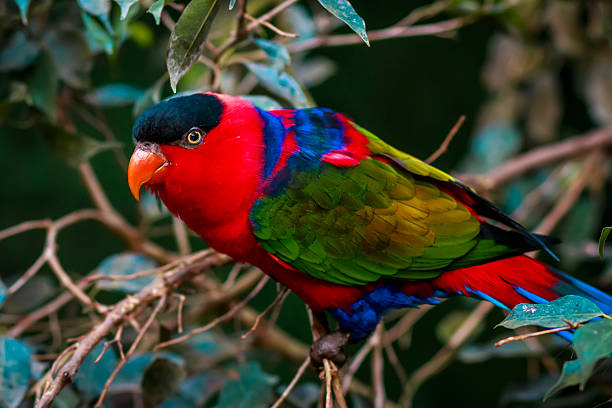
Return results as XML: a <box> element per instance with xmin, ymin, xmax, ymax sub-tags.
<box><xmin>127</xmin><ymin>93</ymin><xmax>265</xmax><ymax>248</ymax></box>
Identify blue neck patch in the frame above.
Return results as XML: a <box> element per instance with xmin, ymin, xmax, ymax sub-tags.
<box><xmin>257</xmin><ymin>108</ymin><xmax>347</xmax><ymax>196</ymax></box>
<box><xmin>257</xmin><ymin>108</ymin><xmax>287</xmax><ymax>180</ymax></box>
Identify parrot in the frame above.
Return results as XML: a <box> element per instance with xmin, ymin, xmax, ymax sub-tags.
<box><xmin>127</xmin><ymin>92</ymin><xmax>612</xmax><ymax>360</ymax></box>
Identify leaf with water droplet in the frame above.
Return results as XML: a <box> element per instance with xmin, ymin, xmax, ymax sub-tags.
<box><xmin>496</xmin><ymin>295</ymin><xmax>604</xmax><ymax>330</ymax></box>
<box><xmin>316</xmin><ymin>0</ymin><xmax>368</xmax><ymax>45</ymax></box>
<box><xmin>229</xmin><ymin>0</ymin><xmax>236</xmax><ymax>10</ymax></box>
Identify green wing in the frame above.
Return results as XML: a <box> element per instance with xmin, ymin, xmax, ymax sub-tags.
<box><xmin>250</xmin><ymin>124</ymin><xmax>535</xmax><ymax>286</ymax></box>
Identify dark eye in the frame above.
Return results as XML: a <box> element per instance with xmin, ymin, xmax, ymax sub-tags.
<box><xmin>186</xmin><ymin>128</ymin><xmax>203</xmax><ymax>145</ymax></box>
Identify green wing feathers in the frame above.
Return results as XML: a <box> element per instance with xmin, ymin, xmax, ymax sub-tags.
<box><xmin>251</xmin><ymin>158</ymin><xmax>483</xmax><ymax>285</ymax></box>
<box><xmin>250</xmin><ymin>123</ymin><xmax>551</xmax><ymax>286</ymax></box>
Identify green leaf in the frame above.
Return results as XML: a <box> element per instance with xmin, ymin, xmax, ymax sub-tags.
<box><xmin>229</xmin><ymin>0</ymin><xmax>236</xmax><ymax>10</ymax></box>
<box><xmin>77</xmin><ymin>0</ymin><xmax>112</xmax><ymax>31</ymax></box>
<box><xmin>166</xmin><ymin>0</ymin><xmax>220</xmax><ymax>92</ymax></box>
<box><xmin>213</xmin><ymin>362</ymin><xmax>277</xmax><ymax>408</ymax></box>
<box><xmin>86</xmin><ymin>83</ymin><xmax>145</xmax><ymax>106</ymax></box>
<box><xmin>94</xmin><ymin>253</ymin><xmax>157</xmax><ymax>293</ymax></box>
<box><xmin>112</xmin><ymin>353</ymin><xmax>154</xmax><ymax>393</ymax></box>
<box><xmin>0</xmin><ymin>337</ymin><xmax>31</xmax><ymax>408</ymax></box>
<box><xmin>159</xmin><ymin>374</ymin><xmax>226</xmax><ymax>408</ymax></box>
<box><xmin>147</xmin><ymin>0</ymin><xmax>165</xmax><ymax>25</ymax></box>
<box><xmin>74</xmin><ymin>342</ymin><xmax>117</xmax><ymax>399</ymax></box>
<box><xmin>497</xmin><ymin>295</ymin><xmax>605</xmax><ymax>329</ymax></box>
<box><xmin>244</xmin><ymin>62</ymin><xmax>308</xmax><ymax>108</ymax></box>
<box><xmin>573</xmin><ymin>318</ymin><xmax>612</xmax><ymax>387</ymax></box>
<box><xmin>44</xmin><ymin>126</ymin><xmax>119</xmax><ymax>167</ymax></box>
<box><xmin>294</xmin><ymin>56</ymin><xmax>337</xmax><ymax>87</ymax></box>
<box><xmin>0</xmin><ymin>31</ymin><xmax>39</xmax><ymax>72</ymax></box>
<box><xmin>0</xmin><ymin>279</ymin><xmax>6</xmax><ymax>310</ymax></box>
<box><xmin>241</xmin><ymin>95</ymin><xmax>283</xmax><ymax>111</ymax></box>
<box><xmin>316</xmin><ymin>0</ymin><xmax>368</xmax><ymax>45</ymax></box>
<box><xmin>13</xmin><ymin>0</ymin><xmax>31</xmax><ymax>23</ymax></box>
<box><xmin>141</xmin><ymin>354</ymin><xmax>187</xmax><ymax>408</ymax></box>
<box><xmin>282</xmin><ymin>4</ymin><xmax>316</xmax><ymax>42</ymax></box>
<box><xmin>29</xmin><ymin>51</ymin><xmax>59</xmax><ymax>122</ymax></box>
<box><xmin>600</xmin><ymin>227</ymin><xmax>611</xmax><ymax>260</ymax></box>
<box><xmin>44</xmin><ymin>29</ymin><xmax>92</xmax><ymax>89</ymax></box>
<box><xmin>254</xmin><ymin>38</ymin><xmax>290</xmax><ymax>74</ymax></box>
<box><xmin>544</xmin><ymin>359</ymin><xmax>582</xmax><ymax>400</ymax></box>
<box><xmin>82</xmin><ymin>12</ymin><xmax>114</xmax><ymax>54</ymax></box>
<box><xmin>114</xmin><ymin>0</ymin><xmax>138</xmax><ymax>20</ymax></box>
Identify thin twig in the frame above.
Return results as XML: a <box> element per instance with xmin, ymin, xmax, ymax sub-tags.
<box><xmin>288</xmin><ymin>16</ymin><xmax>475</xmax><ymax>53</ymax></box>
<box><xmin>401</xmin><ymin>302</ymin><xmax>493</xmax><ymax>405</ymax></box>
<box><xmin>172</xmin><ymin>217</ymin><xmax>191</xmax><ymax>256</ymax></box>
<box><xmin>270</xmin><ymin>356</ymin><xmax>312</xmax><ymax>408</ymax></box>
<box><xmin>535</xmin><ymin>153</ymin><xmax>601</xmax><ymax>235</ymax></box>
<box><xmin>464</xmin><ymin>126</ymin><xmax>612</xmax><ymax>190</ymax></box>
<box><xmin>155</xmin><ymin>276</ymin><xmax>270</xmax><ymax>349</ymax></box>
<box><xmin>323</xmin><ymin>359</ymin><xmax>333</xmax><ymax>408</ymax></box>
<box><xmin>245</xmin><ymin>0</ymin><xmax>298</xmax><ymax>31</ymax></box>
<box><xmin>244</xmin><ymin>13</ymin><xmax>298</xmax><ymax>37</ymax></box>
<box><xmin>0</xmin><ymin>219</ymin><xmax>51</xmax><ymax>241</ymax></box>
<box><xmin>426</xmin><ymin>115</ymin><xmax>466</xmax><ymax>163</ymax></box>
<box><xmin>495</xmin><ymin>324</ymin><xmax>579</xmax><ymax>348</ymax></box>
<box><xmin>372</xmin><ymin>323</ymin><xmax>386</xmax><ymax>408</ymax></box>
<box><xmin>242</xmin><ymin>287</ymin><xmax>289</xmax><ymax>339</ymax></box>
<box><xmin>94</xmin><ymin>294</ymin><xmax>168</xmax><ymax>408</ymax></box>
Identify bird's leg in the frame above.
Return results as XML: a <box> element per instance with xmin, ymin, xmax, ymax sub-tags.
<box><xmin>310</xmin><ymin>331</ymin><xmax>350</xmax><ymax>368</ymax></box>
<box><xmin>309</xmin><ymin>311</ymin><xmax>350</xmax><ymax>368</ymax></box>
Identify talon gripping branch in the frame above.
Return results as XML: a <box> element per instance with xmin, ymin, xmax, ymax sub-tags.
<box><xmin>128</xmin><ymin>93</ymin><xmax>612</xmax><ymax>340</ymax></box>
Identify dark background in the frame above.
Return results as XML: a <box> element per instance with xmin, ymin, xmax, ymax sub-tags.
<box><xmin>1</xmin><ymin>0</ymin><xmax>610</xmax><ymax>406</ymax></box>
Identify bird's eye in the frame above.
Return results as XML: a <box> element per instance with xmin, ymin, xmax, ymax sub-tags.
<box><xmin>186</xmin><ymin>128</ymin><xmax>203</xmax><ymax>145</ymax></box>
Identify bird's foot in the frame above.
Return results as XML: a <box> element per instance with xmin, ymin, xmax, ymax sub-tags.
<box><xmin>310</xmin><ymin>331</ymin><xmax>350</xmax><ymax>368</ymax></box>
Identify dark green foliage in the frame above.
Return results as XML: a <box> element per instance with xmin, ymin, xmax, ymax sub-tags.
<box><xmin>74</xmin><ymin>342</ymin><xmax>117</xmax><ymax>400</ymax></box>
<box><xmin>141</xmin><ymin>355</ymin><xmax>187</xmax><ymax>407</ymax></box>
<box><xmin>167</xmin><ymin>0</ymin><xmax>220</xmax><ymax>91</ymax></box>
<box><xmin>213</xmin><ymin>362</ymin><xmax>278</xmax><ymax>408</ymax></box>
<box><xmin>0</xmin><ymin>338</ymin><xmax>31</xmax><ymax>408</ymax></box>
<box><xmin>94</xmin><ymin>253</ymin><xmax>157</xmax><ymax>293</ymax></box>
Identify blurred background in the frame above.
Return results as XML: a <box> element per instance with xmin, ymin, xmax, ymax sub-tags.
<box><xmin>1</xmin><ymin>0</ymin><xmax>612</xmax><ymax>407</ymax></box>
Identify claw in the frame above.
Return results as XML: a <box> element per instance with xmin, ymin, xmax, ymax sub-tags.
<box><xmin>310</xmin><ymin>331</ymin><xmax>350</xmax><ymax>368</ymax></box>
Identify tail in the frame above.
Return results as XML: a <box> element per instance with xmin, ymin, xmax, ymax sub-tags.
<box><xmin>427</xmin><ymin>256</ymin><xmax>612</xmax><ymax>340</ymax></box>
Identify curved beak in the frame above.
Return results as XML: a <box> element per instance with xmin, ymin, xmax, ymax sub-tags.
<box><xmin>127</xmin><ymin>143</ymin><xmax>168</xmax><ymax>200</ymax></box>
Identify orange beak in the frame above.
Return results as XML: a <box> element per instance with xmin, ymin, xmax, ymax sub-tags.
<box><xmin>127</xmin><ymin>144</ymin><xmax>168</xmax><ymax>200</ymax></box>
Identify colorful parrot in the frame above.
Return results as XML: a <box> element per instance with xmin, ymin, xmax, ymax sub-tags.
<box><xmin>127</xmin><ymin>93</ymin><xmax>612</xmax><ymax>359</ymax></box>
